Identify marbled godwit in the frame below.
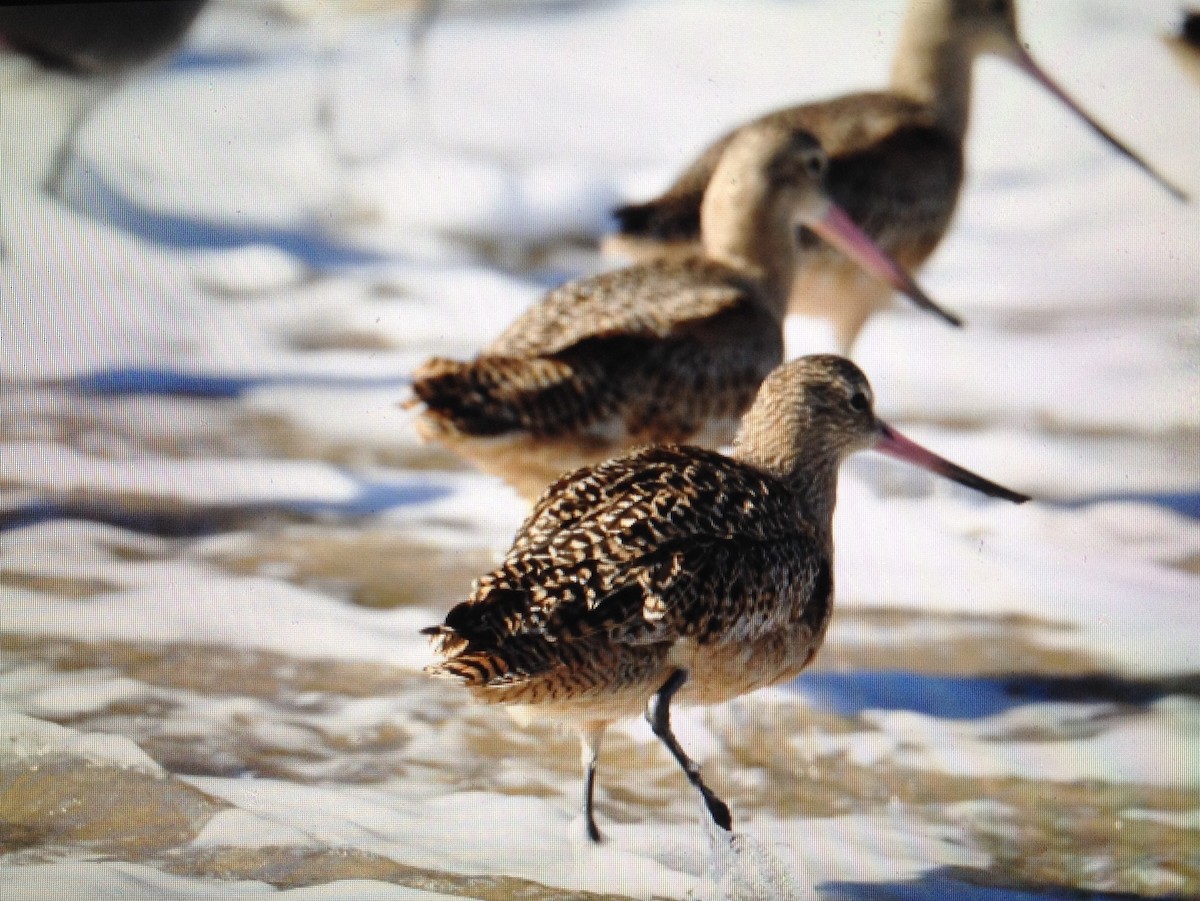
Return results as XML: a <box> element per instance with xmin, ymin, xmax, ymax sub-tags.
<box><xmin>0</xmin><ymin>1</ymin><xmax>207</xmax><ymax>196</ymax></box>
<box><xmin>409</xmin><ymin>123</ymin><xmax>957</xmax><ymax>500</ymax></box>
<box><xmin>423</xmin><ymin>354</ymin><xmax>1029</xmax><ymax>841</ymax></box>
<box><xmin>609</xmin><ymin>0</ymin><xmax>1188</xmax><ymax>350</ymax></box>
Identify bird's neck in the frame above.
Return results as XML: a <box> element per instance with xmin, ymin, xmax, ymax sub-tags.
<box><xmin>795</xmin><ymin>464</ymin><xmax>840</xmax><ymax>546</ymax></box>
<box><xmin>889</xmin><ymin>6</ymin><xmax>978</xmax><ymax>138</ymax></box>
<box><xmin>732</xmin><ymin>408</ymin><xmax>842</xmax><ymax>541</ymax></box>
<box><xmin>701</xmin><ymin>196</ymin><xmax>796</xmax><ymax>322</ymax></box>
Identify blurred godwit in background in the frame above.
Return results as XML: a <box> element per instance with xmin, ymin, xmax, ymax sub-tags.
<box><xmin>0</xmin><ymin>1</ymin><xmax>207</xmax><ymax>198</ymax></box>
<box><xmin>609</xmin><ymin>0</ymin><xmax>1188</xmax><ymax>350</ymax></box>
<box><xmin>408</xmin><ymin>124</ymin><xmax>956</xmax><ymax>499</ymax></box>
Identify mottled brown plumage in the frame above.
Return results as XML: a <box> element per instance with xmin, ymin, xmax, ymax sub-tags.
<box><xmin>609</xmin><ymin>0</ymin><xmax>1186</xmax><ymax>349</ymax></box>
<box><xmin>423</xmin><ymin>354</ymin><xmax>1029</xmax><ymax>841</ymax></box>
<box><xmin>410</xmin><ymin>124</ymin><xmax>945</xmax><ymax>499</ymax></box>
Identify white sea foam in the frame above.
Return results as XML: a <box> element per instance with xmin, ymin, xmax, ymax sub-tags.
<box><xmin>0</xmin><ymin>863</ymin><xmax>467</xmax><ymax>900</ymax></box>
<box><xmin>852</xmin><ymin>698</ymin><xmax>1200</xmax><ymax>787</ymax></box>
<box><xmin>1</xmin><ymin>573</ymin><xmax>436</xmax><ymax>668</ymax></box>
<box><xmin>0</xmin><ymin>712</ymin><xmax>164</xmax><ymax>774</ymax></box>
<box><xmin>833</xmin><ymin>476</ymin><xmax>1198</xmax><ymax>674</ymax></box>
<box><xmin>1</xmin><ymin>443</ymin><xmax>362</xmax><ymax>506</ymax></box>
<box><xmin>2</xmin><ymin>1</ymin><xmax>1198</xmax><ymax>898</ymax></box>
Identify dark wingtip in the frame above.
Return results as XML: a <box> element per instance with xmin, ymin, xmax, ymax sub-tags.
<box><xmin>611</xmin><ymin>202</ymin><xmax>657</xmax><ymax>236</ymax></box>
<box><xmin>611</xmin><ymin>194</ymin><xmax>703</xmax><ymax>242</ymax></box>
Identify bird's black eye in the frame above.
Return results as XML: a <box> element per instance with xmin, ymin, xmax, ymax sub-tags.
<box><xmin>803</xmin><ymin>151</ymin><xmax>827</xmax><ymax>180</ymax></box>
<box><xmin>849</xmin><ymin>392</ymin><xmax>869</xmax><ymax>413</ymax></box>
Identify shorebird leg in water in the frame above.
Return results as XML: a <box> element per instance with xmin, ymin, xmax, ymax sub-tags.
<box><xmin>580</xmin><ymin>722</ymin><xmax>605</xmax><ymax>843</ymax></box>
<box><xmin>647</xmin><ymin>669</ymin><xmax>733</xmax><ymax>832</ymax></box>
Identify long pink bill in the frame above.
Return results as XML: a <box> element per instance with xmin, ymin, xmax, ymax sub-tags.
<box><xmin>808</xmin><ymin>203</ymin><xmax>963</xmax><ymax>328</ymax></box>
<box><xmin>875</xmin><ymin>422</ymin><xmax>1030</xmax><ymax>504</ymax></box>
<box><xmin>1011</xmin><ymin>46</ymin><xmax>1188</xmax><ymax>203</ymax></box>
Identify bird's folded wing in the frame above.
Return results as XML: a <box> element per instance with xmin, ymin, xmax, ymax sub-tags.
<box><xmin>439</xmin><ymin>446</ymin><xmax>823</xmax><ymax>656</ymax></box>
<box><xmin>486</xmin><ymin>259</ymin><xmax>750</xmax><ymax>358</ymax></box>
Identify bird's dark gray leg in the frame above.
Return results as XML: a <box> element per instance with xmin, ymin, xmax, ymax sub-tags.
<box><xmin>42</xmin><ymin>77</ymin><xmax>118</xmax><ymax>199</ymax></box>
<box><xmin>41</xmin><ymin>101</ymin><xmax>87</xmax><ymax>197</ymax></box>
<box><xmin>578</xmin><ymin>722</ymin><xmax>606</xmax><ymax>843</ymax></box>
<box><xmin>646</xmin><ymin>669</ymin><xmax>732</xmax><ymax>831</ymax></box>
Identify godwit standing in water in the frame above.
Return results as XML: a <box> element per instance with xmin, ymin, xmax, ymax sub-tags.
<box><xmin>0</xmin><ymin>1</ymin><xmax>207</xmax><ymax>196</ymax></box>
<box><xmin>409</xmin><ymin>123</ymin><xmax>958</xmax><ymax>500</ymax></box>
<box><xmin>609</xmin><ymin>0</ymin><xmax>1188</xmax><ymax>350</ymax></box>
<box><xmin>423</xmin><ymin>354</ymin><xmax>1029</xmax><ymax>841</ymax></box>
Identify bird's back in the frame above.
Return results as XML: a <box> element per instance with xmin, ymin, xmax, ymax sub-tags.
<box><xmin>410</xmin><ymin>260</ymin><xmax>783</xmax><ymax>496</ymax></box>
<box><xmin>485</xmin><ymin>257</ymin><xmax>759</xmax><ymax>358</ymax></box>
<box><xmin>614</xmin><ymin>90</ymin><xmax>962</xmax><ymax>263</ymax></box>
<box><xmin>425</xmin><ymin>446</ymin><xmax>831</xmax><ymax>714</ymax></box>
<box><xmin>0</xmin><ymin>2</ymin><xmax>206</xmax><ymax>75</ymax></box>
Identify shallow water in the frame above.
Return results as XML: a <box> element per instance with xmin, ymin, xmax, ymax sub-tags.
<box><xmin>3</xmin><ymin>1</ymin><xmax>1199</xmax><ymax>899</ymax></box>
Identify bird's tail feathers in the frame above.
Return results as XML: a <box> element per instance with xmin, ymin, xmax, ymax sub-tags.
<box><xmin>411</xmin><ymin>354</ymin><xmax>617</xmax><ymax>439</ymax></box>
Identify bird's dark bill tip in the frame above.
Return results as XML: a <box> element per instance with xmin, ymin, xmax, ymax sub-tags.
<box><xmin>808</xmin><ymin>203</ymin><xmax>962</xmax><ymax>329</ymax></box>
<box><xmin>1165</xmin><ymin>182</ymin><xmax>1190</xmax><ymax>204</ymax></box>
<box><xmin>876</xmin><ymin>423</ymin><xmax>1030</xmax><ymax>505</ymax></box>
<box><xmin>950</xmin><ymin>463</ymin><xmax>1030</xmax><ymax>504</ymax></box>
<box><xmin>1010</xmin><ymin>46</ymin><xmax>1188</xmax><ymax>205</ymax></box>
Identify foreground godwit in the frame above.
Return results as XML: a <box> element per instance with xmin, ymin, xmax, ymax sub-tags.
<box><xmin>0</xmin><ymin>1</ymin><xmax>207</xmax><ymax>196</ymax></box>
<box><xmin>609</xmin><ymin>0</ymin><xmax>1188</xmax><ymax>350</ymax></box>
<box><xmin>409</xmin><ymin>123</ymin><xmax>957</xmax><ymax>499</ymax></box>
<box><xmin>424</xmin><ymin>354</ymin><xmax>1029</xmax><ymax>841</ymax></box>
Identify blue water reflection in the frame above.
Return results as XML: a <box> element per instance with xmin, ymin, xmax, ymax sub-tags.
<box><xmin>71</xmin><ymin>169</ymin><xmax>386</xmax><ymax>268</ymax></box>
<box><xmin>0</xmin><ymin>477</ymin><xmax>449</xmax><ymax>536</ymax></box>
<box><xmin>822</xmin><ymin>868</ymin><xmax>1164</xmax><ymax>900</ymax></box>
<box><xmin>792</xmin><ymin>670</ymin><xmax>1189</xmax><ymax>720</ymax></box>
<box><xmin>71</xmin><ymin>367</ymin><xmax>411</xmax><ymax>398</ymax></box>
